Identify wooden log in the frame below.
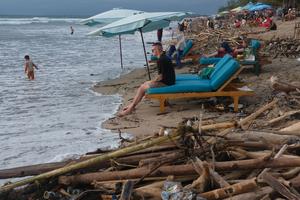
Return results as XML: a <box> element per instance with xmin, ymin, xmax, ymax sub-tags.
<box><xmin>199</xmin><ymin>178</ymin><xmax>257</xmax><ymax>200</ymax></box>
<box><xmin>233</xmin><ymin>149</ymin><xmax>298</xmax><ymax>160</ymax></box>
<box><xmin>270</xmin><ymin>76</ymin><xmax>300</xmax><ymax>94</ymax></box>
<box><xmin>134</xmin><ymin>181</ymin><xmax>164</xmax><ymax>199</ymax></box>
<box><xmin>223</xmin><ymin>171</ymin><xmax>251</xmax><ymax>181</ymax></box>
<box><xmin>261</xmin><ymin>172</ymin><xmax>300</xmax><ymax>200</ymax></box>
<box><xmin>138</xmin><ymin>151</ymin><xmax>184</xmax><ymax>167</ymax></box>
<box><xmin>120</xmin><ymin>180</ymin><xmax>134</xmax><ymax>200</ymax></box>
<box><xmin>274</xmin><ymin>167</ymin><xmax>300</xmax><ymax>180</ymax></box>
<box><xmin>0</xmin><ymin>129</ymin><xmax>183</xmax><ymax>194</ymax></box>
<box><xmin>258</xmin><ymin>144</ymin><xmax>288</xmax><ymax>179</ymax></box>
<box><xmin>208</xmin><ymin>166</ymin><xmax>230</xmax><ymax>188</ymax></box>
<box><xmin>239</xmin><ymin>98</ymin><xmax>279</xmax><ymax>130</ymax></box>
<box><xmin>290</xmin><ymin>173</ymin><xmax>300</xmax><ymax>188</ymax></box>
<box><xmin>0</xmin><ymin>151</ymin><xmax>178</xmax><ymax>179</ymax></box>
<box><xmin>92</xmin><ymin>175</ymin><xmax>197</xmax><ymax>186</ymax></box>
<box><xmin>226</xmin><ymin>131</ymin><xmax>299</xmax><ymax>145</ymax></box>
<box><xmin>266</xmin><ymin>110</ymin><xmax>300</xmax><ymax>126</ymax></box>
<box><xmin>189</xmin><ymin>159</ymin><xmax>210</xmax><ymax>193</ymax></box>
<box><xmin>58</xmin><ymin>157</ymin><xmax>300</xmax><ymax>185</ymax></box>
<box><xmin>280</xmin><ymin>121</ymin><xmax>300</xmax><ymax>133</ymax></box>
<box><xmin>223</xmin><ymin>186</ymin><xmax>273</xmax><ymax>200</ymax></box>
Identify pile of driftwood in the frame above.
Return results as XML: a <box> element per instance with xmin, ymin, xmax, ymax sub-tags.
<box><xmin>1</xmin><ymin>80</ymin><xmax>300</xmax><ymax>200</ymax></box>
<box><xmin>263</xmin><ymin>37</ymin><xmax>300</xmax><ymax>58</ymax></box>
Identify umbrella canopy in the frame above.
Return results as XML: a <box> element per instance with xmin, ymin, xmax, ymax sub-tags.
<box><xmin>218</xmin><ymin>10</ymin><xmax>230</xmax><ymax>16</ymax></box>
<box><xmin>88</xmin><ymin>12</ymin><xmax>189</xmax><ymax>37</ymax></box>
<box><xmin>80</xmin><ymin>8</ymin><xmax>143</xmax><ymax>26</ymax></box>
<box><xmin>88</xmin><ymin>11</ymin><xmax>190</xmax><ymax>80</ymax></box>
<box><xmin>230</xmin><ymin>6</ymin><xmax>243</xmax><ymax>13</ymax></box>
<box><xmin>242</xmin><ymin>2</ymin><xmax>255</xmax><ymax>10</ymax></box>
<box><xmin>249</xmin><ymin>3</ymin><xmax>272</xmax><ymax>11</ymax></box>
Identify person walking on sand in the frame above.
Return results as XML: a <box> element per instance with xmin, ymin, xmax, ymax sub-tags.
<box><xmin>24</xmin><ymin>55</ymin><xmax>38</xmax><ymax>80</ymax></box>
<box><xmin>118</xmin><ymin>42</ymin><xmax>175</xmax><ymax>117</ymax></box>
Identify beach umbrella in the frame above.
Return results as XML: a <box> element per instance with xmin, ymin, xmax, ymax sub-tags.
<box><xmin>242</xmin><ymin>2</ymin><xmax>255</xmax><ymax>10</ymax></box>
<box><xmin>218</xmin><ymin>11</ymin><xmax>230</xmax><ymax>16</ymax></box>
<box><xmin>81</xmin><ymin>8</ymin><xmax>144</xmax><ymax>69</ymax></box>
<box><xmin>230</xmin><ymin>6</ymin><xmax>243</xmax><ymax>13</ymax></box>
<box><xmin>249</xmin><ymin>3</ymin><xmax>272</xmax><ymax>11</ymax></box>
<box><xmin>88</xmin><ymin>11</ymin><xmax>190</xmax><ymax>80</ymax></box>
<box><xmin>80</xmin><ymin>8</ymin><xmax>143</xmax><ymax>26</ymax></box>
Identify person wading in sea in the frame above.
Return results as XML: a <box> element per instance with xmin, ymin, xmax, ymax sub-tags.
<box><xmin>24</xmin><ymin>55</ymin><xmax>38</xmax><ymax>80</ymax></box>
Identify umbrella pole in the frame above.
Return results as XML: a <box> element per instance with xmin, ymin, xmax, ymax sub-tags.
<box><xmin>139</xmin><ymin>29</ymin><xmax>151</xmax><ymax>80</ymax></box>
<box><xmin>119</xmin><ymin>35</ymin><xmax>124</xmax><ymax>69</ymax></box>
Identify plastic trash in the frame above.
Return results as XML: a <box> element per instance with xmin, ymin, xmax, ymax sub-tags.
<box><xmin>161</xmin><ymin>181</ymin><xmax>198</xmax><ymax>200</ymax></box>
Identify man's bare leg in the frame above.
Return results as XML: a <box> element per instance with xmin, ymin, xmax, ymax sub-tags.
<box><xmin>118</xmin><ymin>81</ymin><xmax>151</xmax><ymax>116</ymax></box>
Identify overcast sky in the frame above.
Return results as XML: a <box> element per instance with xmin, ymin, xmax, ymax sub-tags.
<box><xmin>0</xmin><ymin>0</ymin><xmax>228</xmax><ymax>17</ymax></box>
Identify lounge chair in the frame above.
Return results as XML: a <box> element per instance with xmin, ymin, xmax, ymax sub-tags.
<box><xmin>146</xmin><ymin>56</ymin><xmax>254</xmax><ymax>113</ymax></box>
<box><xmin>176</xmin><ymin>54</ymin><xmax>233</xmax><ymax>81</ymax></box>
<box><xmin>199</xmin><ymin>39</ymin><xmax>262</xmax><ymax>75</ymax></box>
<box><xmin>180</xmin><ymin>39</ymin><xmax>200</xmax><ymax>63</ymax></box>
<box><xmin>149</xmin><ymin>39</ymin><xmax>198</xmax><ymax>64</ymax></box>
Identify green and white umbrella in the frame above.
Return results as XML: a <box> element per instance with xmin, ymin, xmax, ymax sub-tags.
<box><xmin>88</xmin><ymin>11</ymin><xmax>190</xmax><ymax>80</ymax></box>
<box><xmin>81</xmin><ymin>8</ymin><xmax>144</xmax><ymax>69</ymax></box>
<box><xmin>80</xmin><ymin>8</ymin><xmax>143</xmax><ymax>26</ymax></box>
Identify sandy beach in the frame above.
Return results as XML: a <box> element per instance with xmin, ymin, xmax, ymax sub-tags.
<box><xmin>94</xmin><ymin>18</ymin><xmax>300</xmax><ymax>138</ymax></box>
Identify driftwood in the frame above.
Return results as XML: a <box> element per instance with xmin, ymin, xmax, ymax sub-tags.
<box><xmin>258</xmin><ymin>144</ymin><xmax>288</xmax><ymax>179</ymax></box>
<box><xmin>0</xmin><ymin>150</ymin><xmax>180</xmax><ymax>179</ymax></box>
<box><xmin>223</xmin><ymin>186</ymin><xmax>273</xmax><ymax>200</ymax></box>
<box><xmin>261</xmin><ymin>172</ymin><xmax>300</xmax><ymax>200</ymax></box>
<box><xmin>189</xmin><ymin>159</ymin><xmax>210</xmax><ymax>193</ymax></box>
<box><xmin>58</xmin><ymin>157</ymin><xmax>300</xmax><ymax>185</ymax></box>
<box><xmin>270</xmin><ymin>76</ymin><xmax>300</xmax><ymax>93</ymax></box>
<box><xmin>119</xmin><ymin>180</ymin><xmax>134</xmax><ymax>200</ymax></box>
<box><xmin>138</xmin><ymin>151</ymin><xmax>184</xmax><ymax>167</ymax></box>
<box><xmin>226</xmin><ymin>131</ymin><xmax>300</xmax><ymax>146</ymax></box>
<box><xmin>280</xmin><ymin>121</ymin><xmax>300</xmax><ymax>132</ymax></box>
<box><xmin>200</xmin><ymin>178</ymin><xmax>257</xmax><ymax>200</ymax></box>
<box><xmin>134</xmin><ymin>181</ymin><xmax>164</xmax><ymax>199</ymax></box>
<box><xmin>239</xmin><ymin>98</ymin><xmax>279</xmax><ymax>130</ymax></box>
<box><xmin>0</xmin><ymin>130</ymin><xmax>182</xmax><ymax>194</ymax></box>
<box><xmin>266</xmin><ymin>110</ymin><xmax>300</xmax><ymax>126</ymax></box>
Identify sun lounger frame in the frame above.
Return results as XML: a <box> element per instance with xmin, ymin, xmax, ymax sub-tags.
<box><xmin>146</xmin><ymin>66</ymin><xmax>254</xmax><ymax>112</ymax></box>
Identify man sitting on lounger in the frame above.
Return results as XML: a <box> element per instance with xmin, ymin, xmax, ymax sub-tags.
<box><xmin>118</xmin><ymin>42</ymin><xmax>175</xmax><ymax>116</ymax></box>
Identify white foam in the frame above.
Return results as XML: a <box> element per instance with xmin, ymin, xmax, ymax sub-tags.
<box><xmin>0</xmin><ymin>17</ymin><xmax>82</xmax><ymax>25</ymax></box>
<box><xmin>297</xmin><ymin>58</ymin><xmax>300</xmax><ymax>62</ymax></box>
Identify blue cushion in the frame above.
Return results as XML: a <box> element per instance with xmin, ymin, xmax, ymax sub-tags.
<box><xmin>176</xmin><ymin>54</ymin><xmax>232</xmax><ymax>81</ymax></box>
<box><xmin>147</xmin><ymin>79</ymin><xmax>212</xmax><ymax>94</ymax></box>
<box><xmin>176</xmin><ymin>74</ymin><xmax>200</xmax><ymax>81</ymax></box>
<box><xmin>209</xmin><ymin>54</ymin><xmax>232</xmax><ymax>78</ymax></box>
<box><xmin>210</xmin><ymin>59</ymin><xmax>239</xmax><ymax>90</ymax></box>
<box><xmin>199</xmin><ymin>57</ymin><xmax>222</xmax><ymax>65</ymax></box>
<box><xmin>182</xmin><ymin>39</ymin><xmax>193</xmax><ymax>57</ymax></box>
<box><xmin>250</xmin><ymin>39</ymin><xmax>261</xmax><ymax>50</ymax></box>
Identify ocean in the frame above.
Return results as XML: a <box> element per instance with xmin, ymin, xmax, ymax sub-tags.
<box><xmin>0</xmin><ymin>17</ymin><xmax>170</xmax><ymax>173</ymax></box>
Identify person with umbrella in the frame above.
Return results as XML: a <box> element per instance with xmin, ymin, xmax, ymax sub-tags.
<box><xmin>118</xmin><ymin>42</ymin><xmax>175</xmax><ymax>116</ymax></box>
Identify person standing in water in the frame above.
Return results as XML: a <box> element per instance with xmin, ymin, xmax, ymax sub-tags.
<box><xmin>70</xmin><ymin>26</ymin><xmax>74</xmax><ymax>35</ymax></box>
<box><xmin>24</xmin><ymin>55</ymin><xmax>38</xmax><ymax>80</ymax></box>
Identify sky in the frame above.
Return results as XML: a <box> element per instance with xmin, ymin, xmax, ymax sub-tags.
<box><xmin>0</xmin><ymin>0</ymin><xmax>228</xmax><ymax>17</ymax></box>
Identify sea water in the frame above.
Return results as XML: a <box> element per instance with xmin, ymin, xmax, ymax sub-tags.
<box><xmin>0</xmin><ymin>17</ymin><xmax>171</xmax><ymax>172</ymax></box>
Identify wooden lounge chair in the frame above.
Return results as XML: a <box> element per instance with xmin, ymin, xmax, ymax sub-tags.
<box><xmin>199</xmin><ymin>39</ymin><xmax>262</xmax><ymax>76</ymax></box>
<box><xmin>146</xmin><ymin>56</ymin><xmax>254</xmax><ymax>113</ymax></box>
